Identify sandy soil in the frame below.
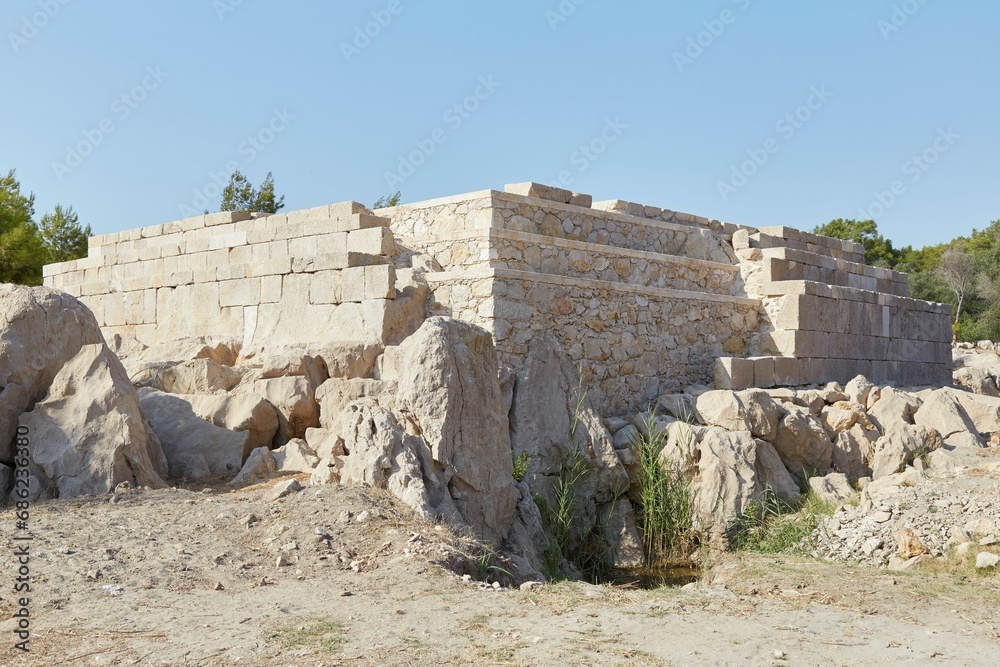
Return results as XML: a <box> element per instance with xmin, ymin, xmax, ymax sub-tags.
<box><xmin>2</xmin><ymin>474</ymin><xmax>999</xmax><ymax>666</ymax></box>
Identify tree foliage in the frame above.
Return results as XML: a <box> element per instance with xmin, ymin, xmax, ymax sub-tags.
<box><xmin>373</xmin><ymin>191</ymin><xmax>401</xmax><ymax>209</ymax></box>
<box><xmin>813</xmin><ymin>219</ymin><xmax>900</xmax><ymax>267</ymax></box>
<box><xmin>0</xmin><ymin>169</ymin><xmax>45</xmax><ymax>285</ymax></box>
<box><xmin>40</xmin><ymin>204</ymin><xmax>91</xmax><ymax>264</ymax></box>
<box><xmin>220</xmin><ymin>171</ymin><xmax>285</xmax><ymax>214</ymax></box>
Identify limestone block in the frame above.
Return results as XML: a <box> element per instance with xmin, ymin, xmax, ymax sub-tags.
<box><xmin>339</xmin><ymin>213</ymin><xmax>391</xmax><ymax>233</ymax></box>
<box><xmin>504</xmin><ymin>182</ymin><xmax>573</xmax><ymax>205</ymax></box>
<box><xmin>261</xmin><ymin>275</ymin><xmax>282</xmax><ymax>303</ymax></box>
<box><xmin>773</xmin><ymin>357</ymin><xmax>803</xmax><ymax>387</ymax></box>
<box><xmin>314</xmin><ymin>232</ymin><xmax>348</xmax><ymax>256</ymax></box>
<box><xmin>714</xmin><ymin>357</ymin><xmax>753</xmax><ymax>391</ymax></box>
<box><xmin>365</xmin><ymin>265</ymin><xmax>396</xmax><ymax>300</ymax></box>
<box><xmin>218</xmin><ymin>278</ymin><xmax>261</xmax><ymax>308</ymax></box>
<box><xmin>342</xmin><ymin>267</ymin><xmax>366</xmax><ymax>302</ymax></box>
<box><xmin>204</xmin><ymin>211</ymin><xmax>252</xmax><ymax>227</ymax></box>
<box><xmin>310</xmin><ymin>271</ymin><xmax>342</xmax><ymax>305</ymax></box>
<box><xmin>348</xmin><ymin>227</ymin><xmax>394</xmax><ymax>256</ymax></box>
<box><xmin>752</xmin><ymin>357</ymin><xmax>776</xmax><ymax>389</ymax></box>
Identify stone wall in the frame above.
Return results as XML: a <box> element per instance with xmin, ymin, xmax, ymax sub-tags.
<box><xmin>42</xmin><ymin>205</ymin><xmax>425</xmax><ymax>354</ymax></box>
<box><xmin>43</xmin><ymin>180</ymin><xmax>954</xmax><ymax>416</ymax></box>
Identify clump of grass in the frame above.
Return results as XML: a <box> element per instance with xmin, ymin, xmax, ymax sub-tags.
<box><xmin>512</xmin><ymin>451</ymin><xmax>530</xmax><ymax>483</ymax></box>
<box><xmin>472</xmin><ymin>546</ymin><xmax>513</xmax><ymax>583</ymax></box>
<box><xmin>536</xmin><ymin>451</ymin><xmax>615</xmax><ymax>582</ymax></box>
<box><xmin>265</xmin><ymin>619</ymin><xmax>345</xmax><ymax>653</ymax></box>
<box><xmin>633</xmin><ymin>413</ymin><xmax>696</xmax><ymax>564</ymax></box>
<box><xmin>730</xmin><ymin>486</ymin><xmax>834</xmax><ymax>553</ymax></box>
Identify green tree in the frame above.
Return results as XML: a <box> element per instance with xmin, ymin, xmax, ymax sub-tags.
<box><xmin>813</xmin><ymin>219</ymin><xmax>900</xmax><ymax>267</ymax></box>
<box><xmin>373</xmin><ymin>191</ymin><xmax>401</xmax><ymax>209</ymax></box>
<box><xmin>39</xmin><ymin>204</ymin><xmax>91</xmax><ymax>264</ymax></box>
<box><xmin>0</xmin><ymin>169</ymin><xmax>45</xmax><ymax>285</ymax></box>
<box><xmin>220</xmin><ymin>170</ymin><xmax>285</xmax><ymax>214</ymax></box>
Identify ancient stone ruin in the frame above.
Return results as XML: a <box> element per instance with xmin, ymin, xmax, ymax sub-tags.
<box><xmin>42</xmin><ymin>181</ymin><xmax>954</xmax><ymax>414</ymax></box>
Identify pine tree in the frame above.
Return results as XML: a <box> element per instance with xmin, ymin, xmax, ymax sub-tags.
<box><xmin>0</xmin><ymin>169</ymin><xmax>45</xmax><ymax>285</ymax></box>
<box><xmin>40</xmin><ymin>204</ymin><xmax>91</xmax><ymax>264</ymax></box>
<box><xmin>219</xmin><ymin>171</ymin><xmax>285</xmax><ymax>214</ymax></box>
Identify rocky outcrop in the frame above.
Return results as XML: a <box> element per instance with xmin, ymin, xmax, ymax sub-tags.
<box><xmin>509</xmin><ymin>331</ymin><xmax>632</xmax><ymax>554</ymax></box>
<box><xmin>17</xmin><ymin>344</ymin><xmax>168</xmax><ymax>500</ymax></box>
<box><xmin>394</xmin><ymin>318</ymin><xmax>519</xmax><ymax>545</ymax></box>
<box><xmin>139</xmin><ymin>390</ymin><xmax>247</xmax><ymax>481</ymax></box>
<box><xmin>1</xmin><ymin>286</ymin><xmax>105</xmax><ymax>463</ymax></box>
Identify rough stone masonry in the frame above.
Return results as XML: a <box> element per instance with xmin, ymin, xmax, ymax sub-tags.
<box><xmin>42</xmin><ymin>182</ymin><xmax>953</xmax><ymax>415</ymax></box>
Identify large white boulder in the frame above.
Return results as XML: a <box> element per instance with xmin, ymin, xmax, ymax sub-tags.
<box><xmin>139</xmin><ymin>390</ymin><xmax>247</xmax><ymax>481</ymax></box>
<box><xmin>182</xmin><ymin>393</ymin><xmax>280</xmax><ymax>458</ymax></box>
<box><xmin>17</xmin><ymin>344</ymin><xmax>168</xmax><ymax>500</ymax></box>
<box><xmin>694</xmin><ymin>389</ymin><xmax>780</xmax><ymax>442</ymax></box>
<box><xmin>914</xmin><ymin>389</ymin><xmax>981</xmax><ymax>444</ymax></box>
<box><xmin>771</xmin><ymin>405</ymin><xmax>834</xmax><ymax>478</ymax></box>
<box><xmin>0</xmin><ymin>286</ymin><xmax>105</xmax><ymax>463</ymax></box>
<box><xmin>395</xmin><ymin>317</ymin><xmax>519</xmax><ymax>545</ymax></box>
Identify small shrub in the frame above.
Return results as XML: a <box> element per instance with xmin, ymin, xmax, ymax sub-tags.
<box><xmin>512</xmin><ymin>451</ymin><xmax>529</xmax><ymax>483</ymax></box>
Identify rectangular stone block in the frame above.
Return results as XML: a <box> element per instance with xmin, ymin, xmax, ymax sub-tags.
<box><xmin>204</xmin><ymin>211</ymin><xmax>252</xmax><ymax>227</ymax></box>
<box><xmin>219</xmin><ymin>278</ymin><xmax>261</xmax><ymax>307</ymax></box>
<box><xmin>714</xmin><ymin>357</ymin><xmax>753</xmax><ymax>391</ymax></box>
<box><xmin>104</xmin><ymin>294</ymin><xmax>126</xmax><ymax>327</ymax></box>
<box><xmin>341</xmin><ymin>266</ymin><xmax>366</xmax><ymax>303</ymax></box>
<box><xmin>338</xmin><ymin>213</ymin><xmax>390</xmax><ymax>233</ymax></box>
<box><xmin>208</xmin><ymin>231</ymin><xmax>248</xmax><ymax>250</ymax></box>
<box><xmin>260</xmin><ymin>275</ymin><xmax>282</xmax><ymax>303</ymax></box>
<box><xmin>365</xmin><ymin>265</ymin><xmax>396</xmax><ymax>300</ymax></box>
<box><xmin>309</xmin><ymin>270</ymin><xmax>342</xmax><ymax>305</ymax></box>
<box><xmin>504</xmin><ymin>182</ymin><xmax>573</xmax><ymax>205</ymax></box>
<box><xmin>773</xmin><ymin>357</ymin><xmax>803</xmax><ymax>387</ymax></box>
<box><xmin>348</xmin><ymin>227</ymin><xmax>394</xmax><ymax>255</ymax></box>
<box><xmin>751</xmin><ymin>356</ymin><xmax>776</xmax><ymax>389</ymax></box>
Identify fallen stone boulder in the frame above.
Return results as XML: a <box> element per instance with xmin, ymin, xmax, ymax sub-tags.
<box><xmin>831</xmin><ymin>424</ymin><xmax>878</xmax><ymax>483</ymax></box>
<box><xmin>139</xmin><ymin>390</ymin><xmax>247</xmax><ymax>481</ymax></box>
<box><xmin>771</xmin><ymin>405</ymin><xmax>833</xmax><ymax>478</ymax></box>
<box><xmin>0</xmin><ymin>286</ymin><xmax>105</xmax><ymax>463</ymax></box>
<box><xmin>273</xmin><ymin>439</ymin><xmax>320</xmax><ymax>473</ymax></box>
<box><xmin>395</xmin><ymin>317</ymin><xmax>519</xmax><ymax>545</ymax></box>
<box><xmin>179</xmin><ymin>393</ymin><xmax>279</xmax><ymax>459</ymax></box>
<box><xmin>151</xmin><ymin>358</ymin><xmax>242</xmax><ymax>395</ymax></box>
<box><xmin>251</xmin><ymin>376</ymin><xmax>320</xmax><ymax>442</ymax></box>
<box><xmin>871</xmin><ymin>425</ymin><xmax>942</xmax><ymax>480</ymax></box>
<box><xmin>315</xmin><ymin>378</ymin><xmax>395</xmax><ymax>430</ymax></box>
<box><xmin>914</xmin><ymin>389</ymin><xmax>981</xmax><ymax>444</ymax></box>
<box><xmin>17</xmin><ymin>344</ymin><xmax>168</xmax><ymax>500</ymax></box>
<box><xmin>808</xmin><ymin>472</ymin><xmax>855</xmax><ymax>507</ymax></box>
<box><xmin>867</xmin><ymin>387</ymin><xmax>922</xmax><ymax>432</ymax></box>
<box><xmin>695</xmin><ymin>389</ymin><xmax>780</xmax><ymax>442</ymax></box>
<box><xmin>229</xmin><ymin>446</ymin><xmax>277</xmax><ymax>485</ymax></box>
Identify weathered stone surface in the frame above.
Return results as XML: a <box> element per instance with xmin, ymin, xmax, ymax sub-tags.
<box><xmin>152</xmin><ymin>359</ymin><xmax>243</xmax><ymax>395</ymax></box>
<box><xmin>315</xmin><ymin>378</ymin><xmax>395</xmax><ymax>430</ymax></box>
<box><xmin>871</xmin><ymin>424</ymin><xmax>942</xmax><ymax>480</ymax></box>
<box><xmin>139</xmin><ymin>390</ymin><xmax>247</xmax><ymax>481</ymax></box>
<box><xmin>694</xmin><ymin>390</ymin><xmax>779</xmax><ymax>442</ymax></box>
<box><xmin>820</xmin><ymin>401</ymin><xmax>871</xmax><ymax>437</ymax></box>
<box><xmin>657</xmin><ymin>393</ymin><xmax>696</xmax><ymax>420</ymax></box>
<box><xmin>895</xmin><ymin>528</ymin><xmax>930</xmax><ymax>559</ymax></box>
<box><xmin>511</xmin><ymin>330</ymin><xmax>631</xmax><ymax>511</ymax></box>
<box><xmin>182</xmin><ymin>393</ymin><xmax>279</xmax><ymax>458</ymax></box>
<box><xmin>808</xmin><ymin>472</ymin><xmax>855</xmax><ymax>507</ymax></box>
<box><xmin>273</xmin><ymin>438</ymin><xmax>320</xmax><ymax>473</ymax></box>
<box><xmin>395</xmin><ymin>318</ymin><xmax>518</xmax><ymax>545</ymax></box>
<box><xmin>832</xmin><ymin>424</ymin><xmax>877</xmax><ymax>483</ymax></box>
<box><xmin>755</xmin><ymin>439</ymin><xmax>801</xmax><ymax>505</ymax></box>
<box><xmin>337</xmin><ymin>399</ymin><xmax>461</xmax><ymax>524</ymax></box>
<box><xmin>304</xmin><ymin>427</ymin><xmax>345</xmax><ymax>460</ymax></box>
<box><xmin>0</xmin><ymin>286</ymin><xmax>105</xmax><ymax>462</ymax></box>
<box><xmin>252</xmin><ymin>377</ymin><xmax>320</xmax><ymax>442</ymax></box>
<box><xmin>17</xmin><ymin>344</ymin><xmax>168</xmax><ymax>499</ymax></box>
<box><xmin>600</xmin><ymin>498</ymin><xmax>644</xmax><ymax>568</ymax></box>
<box><xmin>845</xmin><ymin>375</ymin><xmax>876</xmax><ymax>405</ymax></box>
<box><xmin>771</xmin><ymin>405</ymin><xmax>833</xmax><ymax>478</ymax></box>
<box><xmin>867</xmin><ymin>387</ymin><xmax>922</xmax><ymax>432</ymax></box>
<box><xmin>229</xmin><ymin>446</ymin><xmax>276</xmax><ymax>485</ymax></box>
<box><xmin>914</xmin><ymin>389</ymin><xmax>980</xmax><ymax>443</ymax></box>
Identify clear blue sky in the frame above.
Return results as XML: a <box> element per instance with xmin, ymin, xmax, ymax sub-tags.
<box><xmin>2</xmin><ymin>1</ymin><xmax>997</xmax><ymax>248</ymax></box>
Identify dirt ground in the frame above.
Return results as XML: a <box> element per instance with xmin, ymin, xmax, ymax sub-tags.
<box><xmin>2</xmin><ymin>474</ymin><xmax>999</xmax><ymax>667</ymax></box>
